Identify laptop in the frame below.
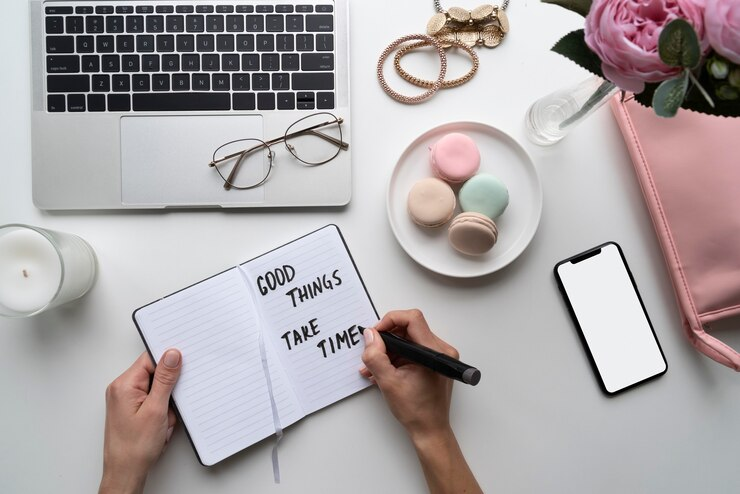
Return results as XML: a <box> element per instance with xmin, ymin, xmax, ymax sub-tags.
<box><xmin>30</xmin><ymin>0</ymin><xmax>352</xmax><ymax>209</ymax></box>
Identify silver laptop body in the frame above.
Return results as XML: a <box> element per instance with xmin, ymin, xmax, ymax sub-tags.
<box><xmin>30</xmin><ymin>0</ymin><xmax>351</xmax><ymax>209</ymax></box>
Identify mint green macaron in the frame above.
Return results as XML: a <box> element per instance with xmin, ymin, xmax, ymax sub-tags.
<box><xmin>459</xmin><ymin>174</ymin><xmax>509</xmax><ymax>219</ymax></box>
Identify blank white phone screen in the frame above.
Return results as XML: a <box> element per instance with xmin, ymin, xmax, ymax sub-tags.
<box><xmin>557</xmin><ymin>243</ymin><xmax>666</xmax><ymax>393</ymax></box>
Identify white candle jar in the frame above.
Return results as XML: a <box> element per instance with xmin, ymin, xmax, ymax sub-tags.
<box><xmin>0</xmin><ymin>224</ymin><xmax>97</xmax><ymax>318</ymax></box>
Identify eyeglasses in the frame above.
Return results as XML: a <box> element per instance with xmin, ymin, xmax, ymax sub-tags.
<box><xmin>209</xmin><ymin>112</ymin><xmax>348</xmax><ymax>190</ymax></box>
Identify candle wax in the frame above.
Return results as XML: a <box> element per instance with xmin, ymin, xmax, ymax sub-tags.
<box><xmin>0</xmin><ymin>229</ymin><xmax>62</xmax><ymax>314</ymax></box>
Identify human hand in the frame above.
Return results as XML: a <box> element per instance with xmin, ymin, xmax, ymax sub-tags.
<box><xmin>99</xmin><ymin>350</ymin><xmax>182</xmax><ymax>494</ymax></box>
<box><xmin>360</xmin><ymin>309</ymin><xmax>459</xmax><ymax>443</ymax></box>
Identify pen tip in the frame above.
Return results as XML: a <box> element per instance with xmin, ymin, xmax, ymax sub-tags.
<box><xmin>357</xmin><ymin>326</ymin><xmax>365</xmax><ymax>333</ymax></box>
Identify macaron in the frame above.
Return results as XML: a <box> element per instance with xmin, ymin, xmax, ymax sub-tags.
<box><xmin>407</xmin><ymin>177</ymin><xmax>457</xmax><ymax>228</ymax></box>
<box><xmin>448</xmin><ymin>212</ymin><xmax>498</xmax><ymax>256</ymax></box>
<box><xmin>430</xmin><ymin>133</ymin><xmax>480</xmax><ymax>184</ymax></box>
<box><xmin>459</xmin><ymin>173</ymin><xmax>509</xmax><ymax>219</ymax></box>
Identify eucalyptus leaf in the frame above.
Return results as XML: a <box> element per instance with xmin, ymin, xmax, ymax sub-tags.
<box><xmin>542</xmin><ymin>0</ymin><xmax>592</xmax><ymax>17</ymax></box>
<box><xmin>659</xmin><ymin>19</ymin><xmax>701</xmax><ymax>68</ymax></box>
<box><xmin>653</xmin><ymin>72</ymin><xmax>689</xmax><ymax>117</ymax></box>
<box><xmin>552</xmin><ymin>30</ymin><xmax>605</xmax><ymax>79</ymax></box>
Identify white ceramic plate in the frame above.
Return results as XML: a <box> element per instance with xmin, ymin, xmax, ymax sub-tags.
<box><xmin>387</xmin><ymin>122</ymin><xmax>542</xmax><ymax>278</ymax></box>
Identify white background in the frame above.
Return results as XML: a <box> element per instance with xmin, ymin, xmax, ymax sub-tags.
<box><xmin>2</xmin><ymin>1</ymin><xmax>740</xmax><ymax>493</ymax></box>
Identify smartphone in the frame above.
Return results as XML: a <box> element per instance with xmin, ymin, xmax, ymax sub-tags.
<box><xmin>554</xmin><ymin>242</ymin><xmax>667</xmax><ymax>395</ymax></box>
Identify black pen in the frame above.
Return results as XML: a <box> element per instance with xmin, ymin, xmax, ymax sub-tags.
<box><xmin>358</xmin><ymin>326</ymin><xmax>481</xmax><ymax>386</ymax></box>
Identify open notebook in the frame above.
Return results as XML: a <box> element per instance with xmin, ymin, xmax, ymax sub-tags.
<box><xmin>134</xmin><ymin>225</ymin><xmax>378</xmax><ymax>466</ymax></box>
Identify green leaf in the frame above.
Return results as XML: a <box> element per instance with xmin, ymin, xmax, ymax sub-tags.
<box><xmin>542</xmin><ymin>0</ymin><xmax>592</xmax><ymax>17</ymax></box>
<box><xmin>652</xmin><ymin>71</ymin><xmax>689</xmax><ymax>117</ymax></box>
<box><xmin>658</xmin><ymin>19</ymin><xmax>701</xmax><ymax>68</ymax></box>
<box><xmin>552</xmin><ymin>30</ymin><xmax>605</xmax><ymax>79</ymax></box>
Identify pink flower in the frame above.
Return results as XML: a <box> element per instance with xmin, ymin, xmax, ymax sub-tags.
<box><xmin>704</xmin><ymin>0</ymin><xmax>740</xmax><ymax>64</ymax></box>
<box><xmin>584</xmin><ymin>0</ymin><xmax>709</xmax><ymax>93</ymax></box>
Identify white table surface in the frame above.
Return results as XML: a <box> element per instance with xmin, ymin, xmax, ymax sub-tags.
<box><xmin>2</xmin><ymin>1</ymin><xmax>739</xmax><ymax>493</ymax></box>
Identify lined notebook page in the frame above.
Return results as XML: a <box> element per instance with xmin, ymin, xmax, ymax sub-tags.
<box><xmin>242</xmin><ymin>225</ymin><xmax>378</xmax><ymax>415</ymax></box>
<box><xmin>134</xmin><ymin>268</ymin><xmax>303</xmax><ymax>466</ymax></box>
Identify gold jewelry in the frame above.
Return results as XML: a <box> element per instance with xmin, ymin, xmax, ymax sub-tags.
<box><xmin>377</xmin><ymin>34</ymin><xmax>447</xmax><ymax>104</ymax></box>
<box><xmin>394</xmin><ymin>39</ymin><xmax>479</xmax><ymax>89</ymax></box>
<box><xmin>426</xmin><ymin>3</ymin><xmax>509</xmax><ymax>49</ymax></box>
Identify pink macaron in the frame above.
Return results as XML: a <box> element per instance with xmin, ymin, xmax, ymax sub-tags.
<box><xmin>430</xmin><ymin>133</ymin><xmax>481</xmax><ymax>184</ymax></box>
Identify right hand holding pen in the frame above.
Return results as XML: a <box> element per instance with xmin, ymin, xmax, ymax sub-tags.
<box><xmin>360</xmin><ymin>309</ymin><xmax>459</xmax><ymax>442</ymax></box>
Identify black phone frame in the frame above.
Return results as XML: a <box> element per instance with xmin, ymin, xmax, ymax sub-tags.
<box><xmin>554</xmin><ymin>241</ymin><xmax>667</xmax><ymax>396</ymax></box>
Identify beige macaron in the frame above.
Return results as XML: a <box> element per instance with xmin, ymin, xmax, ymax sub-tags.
<box><xmin>407</xmin><ymin>177</ymin><xmax>457</xmax><ymax>228</ymax></box>
<box><xmin>448</xmin><ymin>212</ymin><xmax>498</xmax><ymax>256</ymax></box>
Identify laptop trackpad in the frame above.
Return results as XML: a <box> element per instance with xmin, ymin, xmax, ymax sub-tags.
<box><xmin>121</xmin><ymin>115</ymin><xmax>264</xmax><ymax>206</ymax></box>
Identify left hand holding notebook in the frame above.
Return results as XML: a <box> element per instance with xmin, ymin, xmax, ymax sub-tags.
<box><xmin>100</xmin><ymin>350</ymin><xmax>182</xmax><ymax>494</ymax></box>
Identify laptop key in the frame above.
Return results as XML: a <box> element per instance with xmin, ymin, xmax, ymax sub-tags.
<box><xmin>113</xmin><ymin>74</ymin><xmax>130</xmax><ymax>92</ymax></box>
<box><xmin>276</xmin><ymin>5</ymin><xmax>294</xmax><ymax>13</ymax></box>
<box><xmin>186</xmin><ymin>15</ymin><xmax>205</xmax><ymax>32</ymax></box>
<box><xmin>233</xmin><ymin>93</ymin><xmax>256</xmax><ymax>110</ymax></box>
<box><xmin>156</xmin><ymin>35</ymin><xmax>175</xmax><ymax>52</ymax></box>
<box><xmin>67</xmin><ymin>94</ymin><xmax>86</xmax><ymax>112</ymax></box>
<box><xmin>48</xmin><ymin>94</ymin><xmax>66</xmax><ymax>112</ymax></box>
<box><xmin>47</xmin><ymin>55</ymin><xmax>80</xmax><ymax>73</ymax></box>
<box><xmin>162</xmin><ymin>55</ymin><xmax>180</xmax><ymax>71</ymax></box>
<box><xmin>96</xmin><ymin>6</ymin><xmax>114</xmax><ymax>15</ymax></box>
<box><xmin>116</xmin><ymin>6</ymin><xmax>134</xmax><ymax>14</ymax></box>
<box><xmin>297</xmin><ymin>92</ymin><xmax>315</xmax><ymax>110</ymax></box>
<box><xmin>236</xmin><ymin>5</ymin><xmax>255</xmax><ymax>13</ymax></box>
<box><xmin>107</xmin><ymin>94</ymin><xmax>131</xmax><ymax>111</ymax></box>
<box><xmin>92</xmin><ymin>74</ymin><xmax>111</xmax><ymax>92</ymax></box>
<box><xmin>257</xmin><ymin>93</ymin><xmax>275</xmax><ymax>110</ymax></box>
<box><xmin>146</xmin><ymin>15</ymin><xmax>165</xmax><ymax>33</ymax></box>
<box><xmin>256</xmin><ymin>34</ymin><xmax>274</xmax><ymax>52</ymax></box>
<box><xmin>173</xmin><ymin>74</ymin><xmax>190</xmax><ymax>91</ymax></box>
<box><xmin>166</xmin><ymin>15</ymin><xmax>184</xmax><ymax>32</ymax></box>
<box><xmin>206</xmin><ymin>15</ymin><xmax>225</xmax><ymax>32</ymax></box>
<box><xmin>286</xmin><ymin>16</ymin><xmax>303</xmax><ymax>32</ymax></box>
<box><xmin>133</xmin><ymin>93</ymin><xmax>231</xmax><ymax>111</ymax></box>
<box><xmin>232</xmin><ymin>73</ymin><xmax>250</xmax><ymax>90</ymax></box>
<box><xmin>152</xmin><ymin>74</ymin><xmax>170</xmax><ymax>91</ymax></box>
<box><xmin>203</xmin><ymin>54</ymin><xmax>220</xmax><ymax>71</ymax></box>
<box><xmin>137</xmin><ymin>35</ymin><xmax>155</xmax><ymax>52</ymax></box>
<box><xmin>117</xmin><ymin>36</ymin><xmax>135</xmax><ymax>53</ymax></box>
<box><xmin>45</xmin><ymin>17</ymin><xmax>64</xmax><ymax>34</ymax></box>
<box><xmin>137</xmin><ymin>6</ymin><xmax>155</xmax><ymax>14</ymax></box>
<box><xmin>276</xmin><ymin>34</ymin><xmax>293</xmax><ymax>52</ymax></box>
<box><xmin>87</xmin><ymin>94</ymin><xmax>106</xmax><ymax>112</ymax></box>
<box><xmin>272</xmin><ymin>73</ymin><xmax>290</xmax><ymax>90</ymax></box>
<box><xmin>182</xmin><ymin>54</ymin><xmax>200</xmax><ymax>71</ymax></box>
<box><xmin>262</xmin><ymin>54</ymin><xmax>280</xmax><ymax>71</ymax></box>
<box><xmin>252</xmin><ymin>73</ymin><xmax>270</xmax><ymax>90</ymax></box>
<box><xmin>86</xmin><ymin>16</ymin><xmax>104</xmax><ymax>34</ymax></box>
<box><xmin>142</xmin><ymin>55</ymin><xmax>160</xmax><ymax>72</ymax></box>
<box><xmin>97</xmin><ymin>36</ymin><xmax>115</xmax><ymax>53</ymax></box>
<box><xmin>46</xmin><ymin>36</ymin><xmax>75</xmax><ymax>54</ymax></box>
<box><xmin>316</xmin><ymin>34</ymin><xmax>334</xmax><ymax>51</ymax></box>
<box><xmin>302</xmin><ymin>53</ymin><xmax>333</xmax><ymax>71</ymax></box>
<box><xmin>246</xmin><ymin>15</ymin><xmax>264</xmax><ymax>32</ymax></box>
<box><xmin>281</xmin><ymin>54</ymin><xmax>299</xmax><ymax>71</ymax></box>
<box><xmin>242</xmin><ymin>54</ymin><xmax>259</xmax><ymax>71</ymax></box>
<box><xmin>277</xmin><ymin>93</ymin><xmax>295</xmax><ymax>110</ymax></box>
<box><xmin>132</xmin><ymin>74</ymin><xmax>150</xmax><ymax>92</ymax></box>
<box><xmin>317</xmin><ymin>92</ymin><xmax>334</xmax><ymax>109</ymax></box>
<box><xmin>177</xmin><ymin>5</ymin><xmax>194</xmax><ymax>13</ymax></box>
<box><xmin>222</xmin><ymin>54</ymin><xmax>240</xmax><ymax>71</ymax></box>
<box><xmin>76</xmin><ymin>7</ymin><xmax>94</xmax><ymax>15</ymax></box>
<box><xmin>82</xmin><ymin>55</ymin><xmax>100</xmax><ymax>72</ymax></box>
<box><xmin>46</xmin><ymin>6</ymin><xmax>73</xmax><ymax>15</ymax></box>
<box><xmin>102</xmin><ymin>55</ymin><xmax>120</xmax><ymax>72</ymax></box>
<box><xmin>212</xmin><ymin>73</ymin><xmax>230</xmax><ymax>91</ymax></box>
<box><xmin>296</xmin><ymin>34</ymin><xmax>313</xmax><ymax>51</ymax></box>
<box><xmin>106</xmin><ymin>16</ymin><xmax>124</xmax><ymax>34</ymax></box>
<box><xmin>192</xmin><ymin>74</ymin><xmax>210</xmax><ymax>90</ymax></box>
<box><xmin>256</xmin><ymin>5</ymin><xmax>274</xmax><ymax>13</ymax></box>
<box><xmin>306</xmin><ymin>15</ymin><xmax>333</xmax><ymax>32</ymax></box>
<box><xmin>266</xmin><ymin>15</ymin><xmax>284</xmax><ymax>32</ymax></box>
<box><xmin>316</xmin><ymin>5</ymin><xmax>334</xmax><ymax>13</ymax></box>
<box><xmin>226</xmin><ymin>15</ymin><xmax>244</xmax><ymax>32</ymax></box>
<box><xmin>177</xmin><ymin>34</ymin><xmax>196</xmax><ymax>52</ymax></box>
<box><xmin>236</xmin><ymin>34</ymin><xmax>255</xmax><ymax>52</ymax></box>
<box><xmin>47</xmin><ymin>74</ymin><xmax>90</xmax><ymax>93</ymax></box>
<box><xmin>216</xmin><ymin>5</ymin><xmax>234</xmax><ymax>13</ymax></box>
<box><xmin>197</xmin><ymin>35</ymin><xmax>215</xmax><ymax>52</ymax></box>
<box><xmin>122</xmin><ymin>55</ymin><xmax>140</xmax><ymax>72</ymax></box>
<box><xmin>156</xmin><ymin>6</ymin><xmax>174</xmax><ymax>14</ymax></box>
<box><xmin>126</xmin><ymin>16</ymin><xmax>145</xmax><ymax>33</ymax></box>
<box><xmin>77</xmin><ymin>36</ymin><xmax>95</xmax><ymax>53</ymax></box>
<box><xmin>65</xmin><ymin>17</ymin><xmax>84</xmax><ymax>34</ymax></box>
<box><xmin>217</xmin><ymin>34</ymin><xmax>235</xmax><ymax>52</ymax></box>
<box><xmin>196</xmin><ymin>5</ymin><xmax>215</xmax><ymax>13</ymax></box>
<box><xmin>292</xmin><ymin>73</ymin><xmax>333</xmax><ymax>90</ymax></box>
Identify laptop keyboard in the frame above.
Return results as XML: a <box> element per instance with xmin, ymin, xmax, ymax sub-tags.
<box><xmin>43</xmin><ymin>2</ymin><xmax>337</xmax><ymax>112</ymax></box>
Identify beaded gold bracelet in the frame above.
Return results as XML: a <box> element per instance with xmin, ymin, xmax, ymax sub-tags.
<box><xmin>394</xmin><ymin>39</ymin><xmax>479</xmax><ymax>89</ymax></box>
<box><xmin>377</xmin><ymin>34</ymin><xmax>447</xmax><ymax>104</ymax></box>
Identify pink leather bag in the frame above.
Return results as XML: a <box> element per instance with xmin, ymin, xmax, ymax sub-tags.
<box><xmin>611</xmin><ymin>96</ymin><xmax>740</xmax><ymax>371</ymax></box>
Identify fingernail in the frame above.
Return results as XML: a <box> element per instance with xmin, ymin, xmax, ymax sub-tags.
<box><xmin>163</xmin><ymin>349</ymin><xmax>180</xmax><ymax>368</ymax></box>
<box><xmin>363</xmin><ymin>328</ymin><xmax>374</xmax><ymax>344</ymax></box>
<box><xmin>166</xmin><ymin>426</ymin><xmax>174</xmax><ymax>443</ymax></box>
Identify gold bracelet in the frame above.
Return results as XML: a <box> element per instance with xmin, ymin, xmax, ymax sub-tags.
<box><xmin>394</xmin><ymin>39</ymin><xmax>479</xmax><ymax>89</ymax></box>
<box><xmin>377</xmin><ymin>34</ymin><xmax>447</xmax><ymax>104</ymax></box>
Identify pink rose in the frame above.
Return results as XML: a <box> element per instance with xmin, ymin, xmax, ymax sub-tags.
<box><xmin>585</xmin><ymin>0</ymin><xmax>708</xmax><ymax>93</ymax></box>
<box><xmin>705</xmin><ymin>0</ymin><xmax>740</xmax><ymax>64</ymax></box>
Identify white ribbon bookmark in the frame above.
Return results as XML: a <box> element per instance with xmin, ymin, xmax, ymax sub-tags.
<box><xmin>237</xmin><ymin>265</ymin><xmax>284</xmax><ymax>484</ymax></box>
